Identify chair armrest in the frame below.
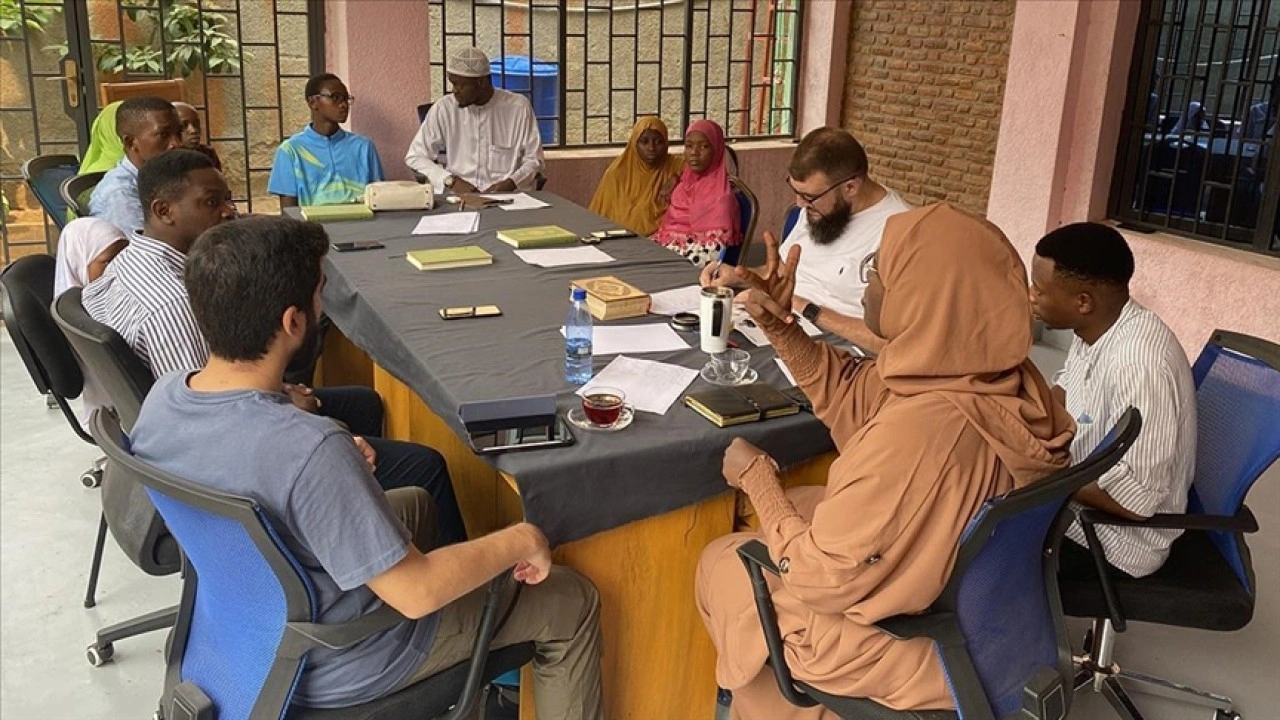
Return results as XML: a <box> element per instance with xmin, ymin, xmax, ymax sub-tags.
<box><xmin>282</xmin><ymin>603</ymin><xmax>404</xmax><ymax>655</ymax></box>
<box><xmin>875</xmin><ymin>612</ymin><xmax>962</xmax><ymax>647</ymax></box>
<box><xmin>1075</xmin><ymin>511</ymin><xmax>1127</xmax><ymax>632</ymax></box>
<box><xmin>1078</xmin><ymin>506</ymin><xmax>1258</xmax><ymax>533</ymax></box>
<box><xmin>736</xmin><ymin>540</ymin><xmax>819</xmax><ymax>709</ymax></box>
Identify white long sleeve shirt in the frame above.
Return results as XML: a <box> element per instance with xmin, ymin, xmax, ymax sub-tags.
<box><xmin>405</xmin><ymin>89</ymin><xmax>545</xmax><ymax>193</ymax></box>
<box><xmin>1060</xmin><ymin>300</ymin><xmax>1198</xmax><ymax>577</ymax></box>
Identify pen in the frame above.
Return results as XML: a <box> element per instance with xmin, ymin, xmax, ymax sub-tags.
<box><xmin>711</xmin><ymin>246</ymin><xmax>728</xmax><ymax>280</ymax></box>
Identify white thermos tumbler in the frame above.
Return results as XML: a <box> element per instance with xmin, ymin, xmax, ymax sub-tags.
<box><xmin>700</xmin><ymin>286</ymin><xmax>734</xmax><ymax>354</ymax></box>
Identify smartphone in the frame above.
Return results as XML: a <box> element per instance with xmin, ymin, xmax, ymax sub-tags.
<box><xmin>466</xmin><ymin>415</ymin><xmax>575</xmax><ymax>455</ymax></box>
<box><xmin>331</xmin><ymin>240</ymin><xmax>385</xmax><ymax>252</ymax></box>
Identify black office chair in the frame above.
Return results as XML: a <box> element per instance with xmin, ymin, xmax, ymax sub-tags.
<box><xmin>739</xmin><ymin>409</ymin><xmax>1141</xmax><ymax>720</ymax></box>
<box><xmin>21</xmin><ymin>153</ymin><xmax>79</xmax><ymax>231</ymax></box>
<box><xmin>88</xmin><ymin>410</ymin><xmax>536</xmax><ymax>720</ymax></box>
<box><xmin>727</xmin><ymin>176</ymin><xmax>759</xmax><ymax>267</ymax></box>
<box><xmin>0</xmin><ymin>255</ymin><xmax>115</xmax><ymax>609</ymax></box>
<box><xmin>61</xmin><ymin>171</ymin><xmax>106</xmax><ymax>219</ymax></box>
<box><xmin>1063</xmin><ymin>331</ymin><xmax>1280</xmax><ymax>720</ymax></box>
<box><xmin>52</xmin><ymin>286</ymin><xmax>181</xmax><ymax>666</ymax></box>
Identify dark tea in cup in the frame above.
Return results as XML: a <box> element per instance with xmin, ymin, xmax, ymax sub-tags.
<box><xmin>582</xmin><ymin>387</ymin><xmax>626</xmax><ymax>426</ymax></box>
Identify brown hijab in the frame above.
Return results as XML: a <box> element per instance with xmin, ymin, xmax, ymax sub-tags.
<box><xmin>876</xmin><ymin>203</ymin><xmax>1073</xmax><ymax>485</ymax></box>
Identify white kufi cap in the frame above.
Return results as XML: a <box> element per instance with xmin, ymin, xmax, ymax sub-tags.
<box><xmin>447</xmin><ymin>47</ymin><xmax>491</xmax><ymax>78</ymax></box>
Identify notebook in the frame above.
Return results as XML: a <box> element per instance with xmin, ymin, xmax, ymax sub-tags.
<box><xmin>684</xmin><ymin>383</ymin><xmax>800</xmax><ymax>428</ymax></box>
<box><xmin>406</xmin><ymin>245</ymin><xmax>494</xmax><ymax>271</ymax></box>
<box><xmin>497</xmin><ymin>225</ymin><xmax>579</xmax><ymax>248</ymax></box>
<box><xmin>300</xmin><ymin>203</ymin><xmax>374</xmax><ymax>222</ymax></box>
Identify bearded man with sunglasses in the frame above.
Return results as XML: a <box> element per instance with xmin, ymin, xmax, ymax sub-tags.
<box><xmin>702</xmin><ymin>127</ymin><xmax>908</xmax><ymax>352</ymax></box>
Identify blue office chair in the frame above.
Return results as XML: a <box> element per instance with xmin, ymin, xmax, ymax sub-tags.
<box><xmin>1064</xmin><ymin>330</ymin><xmax>1280</xmax><ymax>720</ymax></box>
<box><xmin>739</xmin><ymin>408</ymin><xmax>1142</xmax><ymax>720</ymax></box>
<box><xmin>725</xmin><ymin>176</ymin><xmax>758</xmax><ymax>267</ymax></box>
<box><xmin>88</xmin><ymin>410</ymin><xmax>535</xmax><ymax>720</ymax></box>
<box><xmin>782</xmin><ymin>205</ymin><xmax>802</xmax><ymax>239</ymax></box>
<box><xmin>21</xmin><ymin>154</ymin><xmax>79</xmax><ymax>232</ymax></box>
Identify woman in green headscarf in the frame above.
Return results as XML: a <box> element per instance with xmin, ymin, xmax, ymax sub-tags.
<box><xmin>78</xmin><ymin>101</ymin><xmax>124</xmax><ymax>174</ymax></box>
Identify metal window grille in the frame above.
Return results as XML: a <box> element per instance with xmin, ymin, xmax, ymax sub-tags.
<box><xmin>425</xmin><ymin>0</ymin><xmax>803</xmax><ymax>148</ymax></box>
<box><xmin>1111</xmin><ymin>0</ymin><xmax>1280</xmax><ymax>256</ymax></box>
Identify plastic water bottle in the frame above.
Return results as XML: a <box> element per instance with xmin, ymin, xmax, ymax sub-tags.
<box><xmin>565</xmin><ymin>288</ymin><xmax>593</xmax><ymax>385</ymax></box>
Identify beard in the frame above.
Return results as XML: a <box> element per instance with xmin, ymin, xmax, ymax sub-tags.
<box><xmin>809</xmin><ymin>196</ymin><xmax>854</xmax><ymax>246</ymax></box>
<box><xmin>284</xmin><ymin>309</ymin><xmax>324</xmax><ymax>380</ymax></box>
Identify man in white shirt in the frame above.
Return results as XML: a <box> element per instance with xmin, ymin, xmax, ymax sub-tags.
<box><xmin>1030</xmin><ymin>222</ymin><xmax>1197</xmax><ymax>578</ymax></box>
<box><xmin>702</xmin><ymin>127</ymin><xmax>909</xmax><ymax>351</ymax></box>
<box><xmin>405</xmin><ymin>47</ymin><xmax>545</xmax><ymax>195</ymax></box>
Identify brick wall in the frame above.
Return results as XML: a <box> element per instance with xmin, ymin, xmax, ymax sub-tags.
<box><xmin>842</xmin><ymin>0</ymin><xmax>1015</xmax><ymax>214</ymax></box>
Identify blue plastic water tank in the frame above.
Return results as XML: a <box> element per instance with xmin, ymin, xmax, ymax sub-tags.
<box><xmin>490</xmin><ymin>55</ymin><xmax>559</xmax><ymax>145</ymax></box>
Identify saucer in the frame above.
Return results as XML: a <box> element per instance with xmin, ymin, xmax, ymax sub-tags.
<box><xmin>700</xmin><ymin>365</ymin><xmax>759</xmax><ymax>387</ymax></box>
<box><xmin>566</xmin><ymin>404</ymin><xmax>635</xmax><ymax>432</ymax></box>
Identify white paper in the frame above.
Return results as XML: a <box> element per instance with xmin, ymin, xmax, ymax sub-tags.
<box><xmin>513</xmin><ymin>246</ymin><xmax>615</xmax><ymax>267</ymax></box>
<box><xmin>482</xmin><ymin>193</ymin><xmax>551</xmax><ymax>211</ymax></box>
<box><xmin>775</xmin><ymin>357</ymin><xmax>797</xmax><ymax>386</ymax></box>
<box><xmin>648</xmin><ymin>284</ymin><xmax>703</xmax><ymax>316</ymax></box>
<box><xmin>411</xmin><ymin>212</ymin><xmax>480</xmax><ymax>235</ymax></box>
<box><xmin>737</xmin><ymin>315</ymin><xmax>822</xmax><ymax>347</ymax></box>
<box><xmin>560</xmin><ymin>324</ymin><xmax>691</xmax><ymax>356</ymax></box>
<box><xmin>575</xmin><ymin>356</ymin><xmax>699</xmax><ymax>415</ymax></box>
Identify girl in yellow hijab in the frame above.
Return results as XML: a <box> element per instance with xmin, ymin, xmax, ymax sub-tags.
<box><xmin>589</xmin><ymin>117</ymin><xmax>683</xmax><ymax>236</ymax></box>
<box><xmin>78</xmin><ymin>101</ymin><xmax>125</xmax><ymax>174</ymax></box>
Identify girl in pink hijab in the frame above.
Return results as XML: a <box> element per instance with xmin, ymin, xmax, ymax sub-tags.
<box><xmin>652</xmin><ymin>119</ymin><xmax>741</xmax><ymax>267</ymax></box>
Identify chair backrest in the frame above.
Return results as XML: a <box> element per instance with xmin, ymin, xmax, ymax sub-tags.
<box><xmin>1187</xmin><ymin>330</ymin><xmax>1280</xmax><ymax>592</ymax></box>
<box><xmin>726</xmin><ymin>176</ymin><xmax>758</xmax><ymax>267</ymax></box>
<box><xmin>99</xmin><ymin>78</ymin><xmax>186</xmax><ymax>105</ymax></box>
<box><xmin>21</xmin><ymin>154</ymin><xmax>79</xmax><ymax>230</ymax></box>
<box><xmin>90</xmin><ymin>411</ymin><xmax>316</xmax><ymax>720</ymax></box>
<box><xmin>61</xmin><ymin>171</ymin><xmax>106</xmax><ymax>218</ymax></box>
<box><xmin>937</xmin><ymin>408</ymin><xmax>1141</xmax><ymax>720</ymax></box>
<box><xmin>0</xmin><ymin>255</ymin><xmax>84</xmax><ymax>401</ymax></box>
<box><xmin>51</xmin><ymin>286</ymin><xmax>153</xmax><ymax>431</ymax></box>
<box><xmin>417</xmin><ymin>101</ymin><xmax>433</xmax><ymax>125</ymax></box>
<box><xmin>782</xmin><ymin>204</ymin><xmax>801</xmax><ymax>239</ymax></box>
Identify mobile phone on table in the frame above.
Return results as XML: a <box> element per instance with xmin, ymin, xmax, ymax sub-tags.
<box><xmin>439</xmin><ymin>305</ymin><xmax>503</xmax><ymax>320</ymax></box>
<box><xmin>331</xmin><ymin>240</ymin><xmax>385</xmax><ymax>252</ymax></box>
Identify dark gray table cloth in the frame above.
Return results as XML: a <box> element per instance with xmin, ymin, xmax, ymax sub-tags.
<box><xmin>301</xmin><ymin>194</ymin><xmax>836</xmax><ymax>545</ymax></box>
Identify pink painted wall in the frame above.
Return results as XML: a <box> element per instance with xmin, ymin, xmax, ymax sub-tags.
<box><xmin>988</xmin><ymin>0</ymin><xmax>1280</xmax><ymax>355</ymax></box>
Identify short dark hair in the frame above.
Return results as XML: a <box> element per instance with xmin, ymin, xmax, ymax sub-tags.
<box><xmin>137</xmin><ymin>149</ymin><xmax>216</xmax><ymax>221</ymax></box>
<box><xmin>116</xmin><ymin>96</ymin><xmax>176</xmax><ymax>138</ymax></box>
<box><xmin>305</xmin><ymin>73</ymin><xmax>342</xmax><ymax>98</ymax></box>
<box><xmin>788</xmin><ymin>127</ymin><xmax>870</xmax><ymax>183</ymax></box>
<box><xmin>185</xmin><ymin>216</ymin><xmax>330</xmax><ymax>362</ymax></box>
<box><xmin>1035</xmin><ymin>222</ymin><xmax>1135</xmax><ymax>287</ymax></box>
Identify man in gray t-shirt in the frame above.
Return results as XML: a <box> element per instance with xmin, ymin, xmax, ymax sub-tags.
<box><xmin>132</xmin><ymin>216</ymin><xmax>603</xmax><ymax>716</ymax></box>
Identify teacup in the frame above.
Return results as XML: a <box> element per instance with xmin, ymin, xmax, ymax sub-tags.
<box><xmin>582</xmin><ymin>387</ymin><xmax>626</xmax><ymax>426</ymax></box>
<box><xmin>710</xmin><ymin>349</ymin><xmax>751</xmax><ymax>384</ymax></box>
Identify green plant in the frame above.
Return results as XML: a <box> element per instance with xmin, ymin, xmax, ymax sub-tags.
<box><xmin>69</xmin><ymin>0</ymin><xmax>247</xmax><ymax>77</ymax></box>
<box><xmin>0</xmin><ymin>0</ymin><xmax>61</xmax><ymax>38</ymax></box>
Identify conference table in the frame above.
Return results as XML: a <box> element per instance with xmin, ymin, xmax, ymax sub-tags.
<box><xmin>293</xmin><ymin>194</ymin><xmax>840</xmax><ymax>719</ymax></box>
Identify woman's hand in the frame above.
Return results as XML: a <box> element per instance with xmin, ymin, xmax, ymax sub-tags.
<box><xmin>735</xmin><ymin>233</ymin><xmax>801</xmax><ymax>330</ymax></box>
<box><xmin>722</xmin><ymin>437</ymin><xmax>774</xmax><ymax>490</ymax></box>
<box><xmin>657</xmin><ymin>176</ymin><xmax>678</xmax><ymax>205</ymax></box>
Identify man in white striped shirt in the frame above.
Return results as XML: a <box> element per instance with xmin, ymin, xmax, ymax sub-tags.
<box><xmin>1030</xmin><ymin>222</ymin><xmax>1197</xmax><ymax>578</ymax></box>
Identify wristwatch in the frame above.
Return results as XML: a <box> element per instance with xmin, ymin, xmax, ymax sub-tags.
<box><xmin>801</xmin><ymin>302</ymin><xmax>822</xmax><ymax>323</ymax></box>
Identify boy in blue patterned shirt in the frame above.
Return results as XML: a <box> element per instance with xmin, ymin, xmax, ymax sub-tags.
<box><xmin>268</xmin><ymin>73</ymin><xmax>384</xmax><ymax>208</ymax></box>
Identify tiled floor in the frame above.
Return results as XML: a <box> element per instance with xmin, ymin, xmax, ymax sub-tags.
<box><xmin>2</xmin><ymin>332</ymin><xmax>1276</xmax><ymax>719</ymax></box>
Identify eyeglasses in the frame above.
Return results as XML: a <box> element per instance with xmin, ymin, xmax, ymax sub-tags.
<box><xmin>858</xmin><ymin>252</ymin><xmax>878</xmax><ymax>284</ymax></box>
<box><xmin>786</xmin><ymin>174</ymin><xmax>859</xmax><ymax>207</ymax></box>
<box><xmin>312</xmin><ymin>92</ymin><xmax>354</xmax><ymax>104</ymax></box>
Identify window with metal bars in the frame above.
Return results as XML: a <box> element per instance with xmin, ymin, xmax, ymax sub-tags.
<box><xmin>1111</xmin><ymin>0</ymin><xmax>1279</xmax><ymax>256</ymax></box>
<box><xmin>425</xmin><ymin>0</ymin><xmax>802</xmax><ymax>148</ymax></box>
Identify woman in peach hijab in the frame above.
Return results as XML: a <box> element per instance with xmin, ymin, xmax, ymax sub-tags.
<box><xmin>589</xmin><ymin>116</ymin><xmax>683</xmax><ymax>236</ymax></box>
<box><xmin>697</xmin><ymin>204</ymin><xmax>1075</xmax><ymax>719</ymax></box>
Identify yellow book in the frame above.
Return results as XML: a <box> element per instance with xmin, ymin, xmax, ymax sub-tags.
<box><xmin>497</xmin><ymin>225</ymin><xmax>579</xmax><ymax>248</ymax></box>
<box><xmin>406</xmin><ymin>246</ymin><xmax>494</xmax><ymax>271</ymax></box>
<box><xmin>300</xmin><ymin>203</ymin><xmax>374</xmax><ymax>222</ymax></box>
<box><xmin>570</xmin><ymin>276</ymin><xmax>651</xmax><ymax>321</ymax></box>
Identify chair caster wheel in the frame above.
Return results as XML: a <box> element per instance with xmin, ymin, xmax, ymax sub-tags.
<box><xmin>1214</xmin><ymin>712</ymin><xmax>1240</xmax><ymax>720</ymax></box>
<box><xmin>81</xmin><ymin>469</ymin><xmax>103</xmax><ymax>488</ymax></box>
<box><xmin>87</xmin><ymin>642</ymin><xmax>114</xmax><ymax>666</ymax></box>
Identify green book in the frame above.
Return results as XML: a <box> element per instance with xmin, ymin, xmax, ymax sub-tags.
<box><xmin>406</xmin><ymin>245</ymin><xmax>494</xmax><ymax>271</ymax></box>
<box><xmin>300</xmin><ymin>203</ymin><xmax>374</xmax><ymax>222</ymax></box>
<box><xmin>496</xmin><ymin>225</ymin><xmax>579</xmax><ymax>248</ymax></box>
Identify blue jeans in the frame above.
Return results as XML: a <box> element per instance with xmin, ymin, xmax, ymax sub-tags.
<box><xmin>314</xmin><ymin>386</ymin><xmax>467</xmax><ymax>545</ymax></box>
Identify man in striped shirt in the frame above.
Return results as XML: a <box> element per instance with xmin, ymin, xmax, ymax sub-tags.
<box><xmin>1030</xmin><ymin>222</ymin><xmax>1197</xmax><ymax>578</ymax></box>
<box><xmin>83</xmin><ymin>149</ymin><xmax>467</xmax><ymax>544</ymax></box>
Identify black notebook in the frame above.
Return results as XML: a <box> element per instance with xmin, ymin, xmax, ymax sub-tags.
<box><xmin>684</xmin><ymin>383</ymin><xmax>801</xmax><ymax>428</ymax></box>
